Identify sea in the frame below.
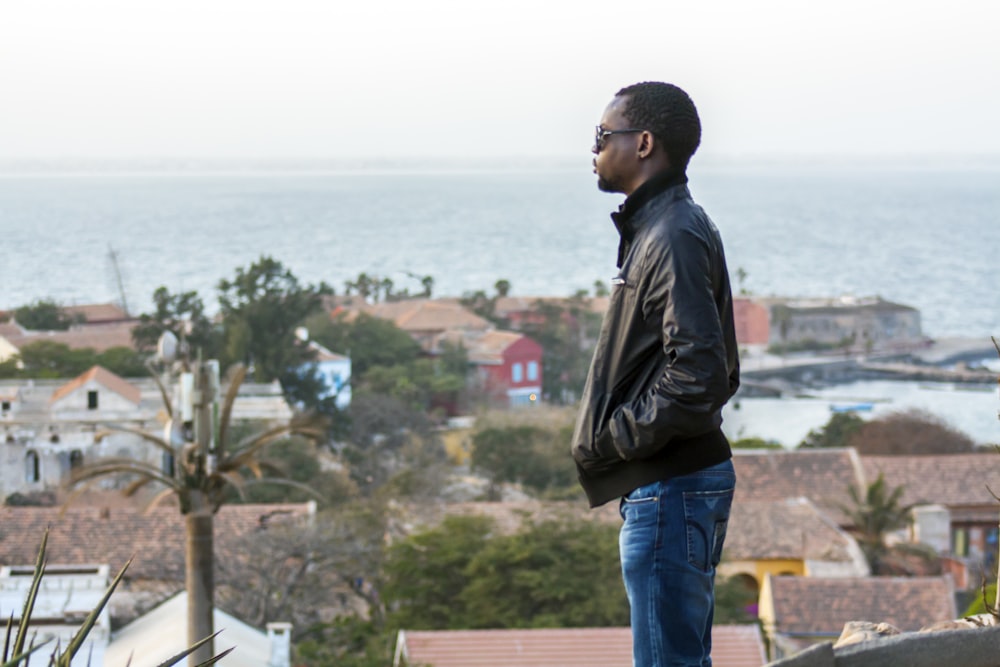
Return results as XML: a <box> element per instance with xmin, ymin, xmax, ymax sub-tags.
<box><xmin>1</xmin><ymin>158</ymin><xmax>999</xmax><ymax>445</ymax></box>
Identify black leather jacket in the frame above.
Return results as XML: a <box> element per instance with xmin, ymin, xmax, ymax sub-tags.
<box><xmin>571</xmin><ymin>173</ymin><xmax>740</xmax><ymax>507</ymax></box>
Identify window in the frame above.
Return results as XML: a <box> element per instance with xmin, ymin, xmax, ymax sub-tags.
<box><xmin>527</xmin><ymin>361</ymin><xmax>539</xmax><ymax>381</ymax></box>
<box><xmin>511</xmin><ymin>363</ymin><xmax>523</xmax><ymax>383</ymax></box>
<box><xmin>69</xmin><ymin>450</ymin><xmax>84</xmax><ymax>470</ymax></box>
<box><xmin>25</xmin><ymin>451</ymin><xmax>40</xmax><ymax>483</ymax></box>
<box><xmin>1</xmin><ymin>401</ymin><xmax>10</xmax><ymax>412</ymax></box>
<box><xmin>87</xmin><ymin>391</ymin><xmax>99</xmax><ymax>410</ymax></box>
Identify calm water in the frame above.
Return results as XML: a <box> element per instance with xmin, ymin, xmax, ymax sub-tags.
<box><xmin>2</xmin><ymin>160</ymin><xmax>999</xmax><ymax>339</ymax></box>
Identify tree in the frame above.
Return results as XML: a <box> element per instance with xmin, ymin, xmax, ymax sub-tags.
<box><xmin>11</xmin><ymin>341</ymin><xmax>94</xmax><ymax>378</ymax></box>
<box><xmin>217</xmin><ymin>504</ymin><xmax>385</xmax><ymax>639</ymax></box>
<box><xmin>798</xmin><ymin>412</ymin><xmax>865</xmax><ymax>449</ymax></box>
<box><xmin>846</xmin><ymin>408</ymin><xmax>977</xmax><ymax>455</ymax></box>
<box><xmin>70</xmin><ymin>362</ymin><xmax>323</xmax><ymax>664</ymax></box>
<box><xmin>460</xmin><ymin>519</ymin><xmax>628</xmax><ymax>628</ymax></box>
<box><xmin>470</xmin><ymin>425</ymin><xmax>577</xmax><ymax>498</ymax></box>
<box><xmin>382</xmin><ymin>515</ymin><xmax>495</xmax><ymax>630</ymax></box>
<box><xmin>307</xmin><ymin>311</ymin><xmax>421</xmax><ymax>381</ymax></box>
<box><xmin>521</xmin><ymin>294</ymin><xmax>603</xmax><ymax>404</ymax></box>
<box><xmin>838</xmin><ymin>473</ymin><xmax>921</xmax><ymax>574</ymax></box>
<box><xmin>14</xmin><ymin>299</ymin><xmax>81</xmax><ymax>330</ymax></box>
<box><xmin>339</xmin><ymin>393</ymin><xmax>448</xmax><ymax>498</ymax></box>
<box><xmin>382</xmin><ymin>514</ymin><xmax>628</xmax><ymax>630</ymax></box>
<box><xmin>217</xmin><ymin>256</ymin><xmax>330</xmax><ymax>383</ymax></box>
<box><xmin>494</xmin><ymin>279</ymin><xmax>511</xmax><ymax>297</ymax></box>
<box><xmin>732</xmin><ymin>436</ymin><xmax>784</xmax><ymax>450</ymax></box>
<box><xmin>132</xmin><ymin>287</ymin><xmax>219</xmax><ymax>357</ymax></box>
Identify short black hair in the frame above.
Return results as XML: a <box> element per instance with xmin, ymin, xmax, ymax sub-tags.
<box><xmin>616</xmin><ymin>82</ymin><xmax>701</xmax><ymax>169</ymax></box>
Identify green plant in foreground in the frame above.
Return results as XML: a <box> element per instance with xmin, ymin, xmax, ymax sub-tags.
<box><xmin>3</xmin><ymin>530</ymin><xmax>232</xmax><ymax>667</ymax></box>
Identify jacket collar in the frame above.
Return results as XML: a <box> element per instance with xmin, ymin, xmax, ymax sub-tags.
<box><xmin>611</xmin><ymin>168</ymin><xmax>688</xmax><ymax>267</ymax></box>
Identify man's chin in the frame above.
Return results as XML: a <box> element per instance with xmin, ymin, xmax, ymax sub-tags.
<box><xmin>596</xmin><ymin>176</ymin><xmax>618</xmax><ymax>193</ymax></box>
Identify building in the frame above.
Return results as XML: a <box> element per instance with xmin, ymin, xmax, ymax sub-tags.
<box><xmin>393</xmin><ymin>625</ymin><xmax>767</xmax><ymax>667</ymax></box>
<box><xmin>306</xmin><ymin>340</ymin><xmax>351</xmax><ymax>409</ymax></box>
<box><xmin>1</xmin><ymin>366</ymin><xmax>293</xmax><ymax>500</ymax></box>
<box><xmin>335</xmin><ymin>298</ymin><xmax>543</xmax><ymax>409</ymax></box>
<box><xmin>720</xmin><ymin>497</ymin><xmax>869</xmax><ymax>600</ymax></box>
<box><xmin>758</xmin><ymin>575</ymin><xmax>957</xmax><ymax>661</ymax></box>
<box><xmin>0</xmin><ymin>563</ymin><xmax>112</xmax><ymax>667</ymax></box>
<box><xmin>104</xmin><ymin>592</ymin><xmax>291</xmax><ymax>667</ymax></box>
<box><xmin>763</xmin><ymin>296</ymin><xmax>923</xmax><ymax>352</ymax></box>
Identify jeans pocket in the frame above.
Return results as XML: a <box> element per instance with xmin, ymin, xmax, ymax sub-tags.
<box><xmin>682</xmin><ymin>487</ymin><xmax>734</xmax><ymax>572</ymax></box>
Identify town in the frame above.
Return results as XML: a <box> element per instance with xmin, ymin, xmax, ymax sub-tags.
<box><xmin>1</xmin><ymin>259</ymin><xmax>998</xmax><ymax>667</ymax></box>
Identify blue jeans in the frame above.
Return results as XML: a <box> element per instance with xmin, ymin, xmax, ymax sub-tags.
<box><xmin>619</xmin><ymin>460</ymin><xmax>735</xmax><ymax>667</ymax></box>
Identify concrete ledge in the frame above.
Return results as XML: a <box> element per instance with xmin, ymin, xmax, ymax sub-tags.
<box><xmin>765</xmin><ymin>625</ymin><xmax>1000</xmax><ymax>667</ymax></box>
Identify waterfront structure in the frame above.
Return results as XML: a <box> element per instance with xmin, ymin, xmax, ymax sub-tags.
<box><xmin>762</xmin><ymin>296</ymin><xmax>923</xmax><ymax>352</ymax></box>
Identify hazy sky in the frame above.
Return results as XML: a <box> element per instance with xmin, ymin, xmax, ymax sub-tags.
<box><xmin>2</xmin><ymin>0</ymin><xmax>998</xmax><ymax>161</ymax></box>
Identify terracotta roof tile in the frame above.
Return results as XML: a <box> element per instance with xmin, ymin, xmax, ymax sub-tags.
<box><xmin>49</xmin><ymin>365</ymin><xmax>142</xmax><ymax>405</ymax></box>
<box><xmin>365</xmin><ymin>299</ymin><xmax>492</xmax><ymax>333</ymax></box>
<box><xmin>732</xmin><ymin>449</ymin><xmax>865</xmax><ymax>524</ymax></box>
<box><xmin>765</xmin><ymin>575</ymin><xmax>956</xmax><ymax>635</ymax></box>
<box><xmin>0</xmin><ymin>503</ymin><xmax>314</xmax><ymax>582</ymax></box>
<box><xmin>394</xmin><ymin>625</ymin><xmax>766</xmax><ymax>667</ymax></box>
<box><xmin>725</xmin><ymin>498</ymin><xmax>857</xmax><ymax>562</ymax></box>
<box><xmin>8</xmin><ymin>321</ymin><xmax>138</xmax><ymax>353</ymax></box>
<box><xmin>860</xmin><ymin>453</ymin><xmax>1000</xmax><ymax>511</ymax></box>
<box><xmin>62</xmin><ymin>303</ymin><xmax>130</xmax><ymax>323</ymax></box>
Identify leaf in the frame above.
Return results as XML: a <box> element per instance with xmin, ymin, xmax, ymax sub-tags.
<box><xmin>216</xmin><ymin>364</ymin><xmax>247</xmax><ymax>459</ymax></box>
<box><xmin>150</xmin><ymin>631</ymin><xmax>221</xmax><ymax>667</ymax></box>
<box><xmin>0</xmin><ymin>639</ymin><xmax>53</xmax><ymax>667</ymax></box>
<box><xmin>93</xmin><ymin>424</ymin><xmax>175</xmax><ymax>456</ymax></box>
<box><xmin>69</xmin><ymin>459</ymin><xmax>181</xmax><ymax>493</ymax></box>
<box><xmin>13</xmin><ymin>531</ymin><xmax>47</xmax><ymax>658</ymax></box>
<box><xmin>55</xmin><ymin>559</ymin><xmax>132</xmax><ymax>667</ymax></box>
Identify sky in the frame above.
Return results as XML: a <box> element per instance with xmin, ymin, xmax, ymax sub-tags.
<box><xmin>2</xmin><ymin>0</ymin><xmax>999</xmax><ymax>162</ymax></box>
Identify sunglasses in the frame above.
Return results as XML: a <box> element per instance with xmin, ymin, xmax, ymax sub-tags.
<box><xmin>594</xmin><ymin>125</ymin><xmax>645</xmax><ymax>152</ymax></box>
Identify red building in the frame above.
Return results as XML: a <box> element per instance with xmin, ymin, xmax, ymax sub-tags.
<box><xmin>466</xmin><ymin>331</ymin><xmax>543</xmax><ymax>408</ymax></box>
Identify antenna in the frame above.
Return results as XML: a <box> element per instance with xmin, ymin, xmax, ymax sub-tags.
<box><xmin>107</xmin><ymin>244</ymin><xmax>130</xmax><ymax>316</ymax></box>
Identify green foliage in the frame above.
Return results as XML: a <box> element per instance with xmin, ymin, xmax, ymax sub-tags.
<box><xmin>218</xmin><ymin>256</ymin><xmax>330</xmax><ymax>383</ymax></box>
<box><xmin>340</xmin><ymin>393</ymin><xmax>448</xmax><ymax>498</ymax></box>
<box><xmin>460</xmin><ymin>519</ymin><xmax>628</xmax><ymax>628</ymax></box>
<box><xmin>295</xmin><ymin>616</ymin><xmax>392</xmax><ymax>667</ymax></box>
<box><xmin>731</xmin><ymin>436</ymin><xmax>784</xmax><ymax>450</ymax></box>
<box><xmin>13</xmin><ymin>299</ymin><xmax>81</xmax><ymax>331</ymax></box>
<box><xmin>518</xmin><ymin>294</ymin><xmax>603</xmax><ymax>404</ymax></box>
<box><xmin>0</xmin><ymin>342</ymin><xmax>147</xmax><ymax>379</ymax></box>
<box><xmin>308</xmin><ymin>311</ymin><xmax>422</xmax><ymax>380</ymax></box>
<box><xmin>963</xmin><ymin>583</ymin><xmax>998</xmax><ymax>617</ymax></box>
<box><xmin>132</xmin><ymin>287</ymin><xmax>220</xmax><ymax>357</ymax></box>
<box><xmin>798</xmin><ymin>412</ymin><xmax>865</xmax><ymax>449</ymax></box>
<box><xmin>3</xmin><ymin>531</ymin><xmax>137</xmax><ymax>667</ymax></box>
<box><xmin>470</xmin><ymin>424</ymin><xmax>577</xmax><ymax>497</ymax></box>
<box><xmin>714</xmin><ymin>575</ymin><xmax>760</xmax><ymax>624</ymax></box>
<box><xmin>382</xmin><ymin>515</ymin><xmax>628</xmax><ymax>631</ymax></box>
<box><xmin>382</xmin><ymin>515</ymin><xmax>495</xmax><ymax>630</ymax></box>
<box><xmin>838</xmin><ymin>473</ymin><xmax>920</xmax><ymax>574</ymax></box>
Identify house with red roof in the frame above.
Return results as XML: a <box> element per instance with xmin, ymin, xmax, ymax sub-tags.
<box><xmin>759</xmin><ymin>574</ymin><xmax>957</xmax><ymax>661</ymax></box>
<box><xmin>393</xmin><ymin>625</ymin><xmax>767</xmax><ymax>667</ymax></box>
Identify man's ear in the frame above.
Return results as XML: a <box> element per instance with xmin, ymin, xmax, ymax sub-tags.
<box><xmin>637</xmin><ymin>131</ymin><xmax>654</xmax><ymax>160</ymax></box>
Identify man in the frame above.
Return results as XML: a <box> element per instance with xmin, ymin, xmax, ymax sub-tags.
<box><xmin>571</xmin><ymin>82</ymin><xmax>740</xmax><ymax>667</ymax></box>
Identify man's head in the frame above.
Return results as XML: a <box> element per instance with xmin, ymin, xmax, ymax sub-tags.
<box><xmin>593</xmin><ymin>81</ymin><xmax>701</xmax><ymax>195</ymax></box>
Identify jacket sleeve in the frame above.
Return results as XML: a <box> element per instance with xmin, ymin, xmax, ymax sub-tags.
<box><xmin>605</xmin><ymin>224</ymin><xmax>734</xmax><ymax>461</ymax></box>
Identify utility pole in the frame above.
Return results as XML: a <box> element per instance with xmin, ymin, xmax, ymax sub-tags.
<box><xmin>184</xmin><ymin>357</ymin><xmax>220</xmax><ymax>666</ymax></box>
<box><xmin>160</xmin><ymin>331</ymin><xmax>221</xmax><ymax>666</ymax></box>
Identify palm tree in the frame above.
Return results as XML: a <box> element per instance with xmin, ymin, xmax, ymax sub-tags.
<box><xmin>839</xmin><ymin>473</ymin><xmax>921</xmax><ymax>574</ymax></box>
<box><xmin>69</xmin><ymin>359</ymin><xmax>323</xmax><ymax>665</ymax></box>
